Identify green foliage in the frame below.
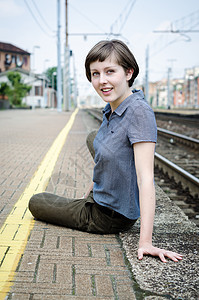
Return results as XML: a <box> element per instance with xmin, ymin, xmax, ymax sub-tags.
<box><xmin>6</xmin><ymin>72</ymin><xmax>31</xmax><ymax>106</ymax></box>
<box><xmin>0</xmin><ymin>82</ymin><xmax>11</xmax><ymax>99</ymax></box>
<box><xmin>45</xmin><ymin>67</ymin><xmax>57</xmax><ymax>90</ymax></box>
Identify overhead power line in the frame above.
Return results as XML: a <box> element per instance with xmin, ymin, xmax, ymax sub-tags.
<box><xmin>69</xmin><ymin>0</ymin><xmax>137</xmax><ymax>40</ymax></box>
<box><xmin>150</xmin><ymin>10</ymin><xmax>199</xmax><ymax>58</ymax></box>
<box><xmin>110</xmin><ymin>0</ymin><xmax>137</xmax><ymax>34</ymax></box>
<box><xmin>24</xmin><ymin>0</ymin><xmax>54</xmax><ymax>37</ymax></box>
<box><xmin>119</xmin><ymin>0</ymin><xmax>137</xmax><ymax>33</ymax></box>
<box><xmin>153</xmin><ymin>29</ymin><xmax>199</xmax><ymax>33</ymax></box>
<box><xmin>31</xmin><ymin>0</ymin><xmax>54</xmax><ymax>32</ymax></box>
<box><xmin>153</xmin><ymin>9</ymin><xmax>199</xmax><ymax>34</ymax></box>
<box><xmin>69</xmin><ymin>3</ymin><xmax>106</xmax><ymax>34</ymax></box>
<box><xmin>68</xmin><ymin>33</ymin><xmax>121</xmax><ymax>37</ymax></box>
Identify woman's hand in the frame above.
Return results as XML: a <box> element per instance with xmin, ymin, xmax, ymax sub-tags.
<box><xmin>138</xmin><ymin>242</ymin><xmax>183</xmax><ymax>263</ymax></box>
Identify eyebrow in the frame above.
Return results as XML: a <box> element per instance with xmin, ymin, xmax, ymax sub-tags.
<box><xmin>90</xmin><ymin>65</ymin><xmax>117</xmax><ymax>71</ymax></box>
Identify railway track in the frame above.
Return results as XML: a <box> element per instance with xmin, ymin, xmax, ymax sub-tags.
<box><xmin>86</xmin><ymin>108</ymin><xmax>199</xmax><ymax>226</ymax></box>
<box><xmin>155</xmin><ymin>112</ymin><xmax>199</xmax><ymax>128</ymax></box>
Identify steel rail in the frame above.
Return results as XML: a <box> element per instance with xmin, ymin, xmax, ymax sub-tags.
<box><xmin>155</xmin><ymin>113</ymin><xmax>199</xmax><ymax>127</ymax></box>
<box><xmin>155</xmin><ymin>152</ymin><xmax>199</xmax><ymax>197</ymax></box>
<box><xmin>157</xmin><ymin>127</ymin><xmax>199</xmax><ymax>150</ymax></box>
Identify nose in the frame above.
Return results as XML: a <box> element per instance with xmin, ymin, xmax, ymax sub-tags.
<box><xmin>99</xmin><ymin>73</ymin><xmax>108</xmax><ymax>84</ymax></box>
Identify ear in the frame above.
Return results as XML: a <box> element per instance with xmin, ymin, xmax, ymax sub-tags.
<box><xmin>126</xmin><ymin>68</ymin><xmax>134</xmax><ymax>81</ymax></box>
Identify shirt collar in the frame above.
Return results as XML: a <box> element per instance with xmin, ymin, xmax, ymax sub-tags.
<box><xmin>103</xmin><ymin>90</ymin><xmax>145</xmax><ymax>117</ymax></box>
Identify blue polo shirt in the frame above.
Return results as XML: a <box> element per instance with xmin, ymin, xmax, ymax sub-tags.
<box><xmin>93</xmin><ymin>90</ymin><xmax>157</xmax><ymax>220</ymax></box>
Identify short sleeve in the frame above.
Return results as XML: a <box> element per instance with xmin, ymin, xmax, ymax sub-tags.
<box><xmin>127</xmin><ymin>103</ymin><xmax>157</xmax><ymax>145</ymax></box>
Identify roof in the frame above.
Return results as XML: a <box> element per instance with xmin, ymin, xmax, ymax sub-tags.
<box><xmin>0</xmin><ymin>42</ymin><xmax>30</xmax><ymax>55</ymax></box>
<box><xmin>0</xmin><ymin>68</ymin><xmax>50</xmax><ymax>82</ymax></box>
<box><xmin>0</xmin><ymin>68</ymin><xmax>30</xmax><ymax>78</ymax></box>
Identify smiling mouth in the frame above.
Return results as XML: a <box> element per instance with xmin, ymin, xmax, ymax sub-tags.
<box><xmin>101</xmin><ymin>88</ymin><xmax>113</xmax><ymax>92</ymax></box>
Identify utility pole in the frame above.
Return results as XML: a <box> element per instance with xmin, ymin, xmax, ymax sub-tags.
<box><xmin>72</xmin><ymin>53</ymin><xmax>78</xmax><ymax>107</ymax></box>
<box><xmin>167</xmin><ymin>59</ymin><xmax>176</xmax><ymax>109</ymax></box>
<box><xmin>167</xmin><ymin>67</ymin><xmax>172</xmax><ymax>109</ymax></box>
<box><xmin>145</xmin><ymin>45</ymin><xmax>149</xmax><ymax>102</ymax></box>
<box><xmin>63</xmin><ymin>0</ymin><xmax>70</xmax><ymax>111</ymax></box>
<box><xmin>57</xmin><ymin>0</ymin><xmax>62</xmax><ymax>112</ymax></box>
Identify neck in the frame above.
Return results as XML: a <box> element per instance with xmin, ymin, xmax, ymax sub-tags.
<box><xmin>110</xmin><ymin>89</ymin><xmax>132</xmax><ymax>112</ymax></box>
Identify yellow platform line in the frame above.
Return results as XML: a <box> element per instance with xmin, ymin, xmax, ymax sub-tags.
<box><xmin>0</xmin><ymin>108</ymin><xmax>79</xmax><ymax>299</ymax></box>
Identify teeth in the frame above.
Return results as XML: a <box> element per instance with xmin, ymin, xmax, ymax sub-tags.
<box><xmin>102</xmin><ymin>88</ymin><xmax>112</xmax><ymax>92</ymax></box>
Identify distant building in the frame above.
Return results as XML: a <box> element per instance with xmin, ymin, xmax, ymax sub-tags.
<box><xmin>0</xmin><ymin>67</ymin><xmax>55</xmax><ymax>108</ymax></box>
<box><xmin>173</xmin><ymin>79</ymin><xmax>185</xmax><ymax>107</ymax></box>
<box><xmin>0</xmin><ymin>42</ymin><xmax>30</xmax><ymax>73</ymax></box>
<box><xmin>184</xmin><ymin>67</ymin><xmax>199</xmax><ymax>108</ymax></box>
<box><xmin>0</xmin><ymin>42</ymin><xmax>57</xmax><ymax>108</ymax></box>
<box><xmin>134</xmin><ymin>66</ymin><xmax>199</xmax><ymax>109</ymax></box>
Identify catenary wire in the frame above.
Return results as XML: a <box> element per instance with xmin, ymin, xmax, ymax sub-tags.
<box><xmin>69</xmin><ymin>3</ymin><xmax>107</xmax><ymax>34</ymax></box>
<box><xmin>23</xmin><ymin>0</ymin><xmax>54</xmax><ymax>38</ymax></box>
<box><xmin>109</xmin><ymin>0</ymin><xmax>137</xmax><ymax>34</ymax></box>
<box><xmin>31</xmin><ymin>0</ymin><xmax>55</xmax><ymax>32</ymax></box>
<box><xmin>119</xmin><ymin>0</ymin><xmax>137</xmax><ymax>33</ymax></box>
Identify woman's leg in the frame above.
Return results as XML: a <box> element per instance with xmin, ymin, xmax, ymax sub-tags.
<box><xmin>28</xmin><ymin>131</ymin><xmax>98</xmax><ymax>231</ymax></box>
<box><xmin>29</xmin><ymin>192</ymin><xmax>94</xmax><ymax>231</ymax></box>
<box><xmin>86</xmin><ymin>130</ymin><xmax>98</xmax><ymax>159</ymax></box>
<box><xmin>29</xmin><ymin>191</ymin><xmax>135</xmax><ymax>234</ymax></box>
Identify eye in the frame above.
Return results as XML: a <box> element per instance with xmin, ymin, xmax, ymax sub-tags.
<box><xmin>107</xmin><ymin>69</ymin><xmax>114</xmax><ymax>74</ymax></box>
<box><xmin>92</xmin><ymin>71</ymin><xmax>99</xmax><ymax>77</ymax></box>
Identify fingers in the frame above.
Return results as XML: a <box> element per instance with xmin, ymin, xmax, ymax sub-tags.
<box><xmin>138</xmin><ymin>246</ymin><xmax>183</xmax><ymax>263</ymax></box>
<box><xmin>163</xmin><ymin>251</ymin><xmax>183</xmax><ymax>262</ymax></box>
<box><xmin>158</xmin><ymin>250</ymin><xmax>183</xmax><ymax>263</ymax></box>
<box><xmin>159</xmin><ymin>252</ymin><xmax>167</xmax><ymax>263</ymax></box>
<box><xmin>137</xmin><ymin>249</ymin><xmax>143</xmax><ymax>260</ymax></box>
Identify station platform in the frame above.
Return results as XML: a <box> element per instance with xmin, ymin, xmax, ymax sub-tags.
<box><xmin>0</xmin><ymin>108</ymin><xmax>198</xmax><ymax>300</ymax></box>
<box><xmin>154</xmin><ymin>108</ymin><xmax>199</xmax><ymax>117</ymax></box>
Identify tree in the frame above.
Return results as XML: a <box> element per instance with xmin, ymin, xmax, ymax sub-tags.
<box><xmin>6</xmin><ymin>72</ymin><xmax>31</xmax><ymax>106</ymax></box>
<box><xmin>0</xmin><ymin>82</ymin><xmax>11</xmax><ymax>100</ymax></box>
<box><xmin>45</xmin><ymin>67</ymin><xmax>57</xmax><ymax>91</ymax></box>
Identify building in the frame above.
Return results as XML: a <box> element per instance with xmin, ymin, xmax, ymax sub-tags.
<box><xmin>0</xmin><ymin>42</ymin><xmax>30</xmax><ymax>73</ymax></box>
<box><xmin>135</xmin><ymin>80</ymin><xmax>169</xmax><ymax>108</ymax></box>
<box><xmin>0</xmin><ymin>67</ymin><xmax>57</xmax><ymax>108</ymax></box>
<box><xmin>0</xmin><ymin>42</ymin><xmax>56</xmax><ymax>108</ymax></box>
<box><xmin>135</xmin><ymin>66</ymin><xmax>199</xmax><ymax>109</ymax></box>
<box><xmin>173</xmin><ymin>79</ymin><xmax>185</xmax><ymax>107</ymax></box>
<box><xmin>184</xmin><ymin>67</ymin><xmax>199</xmax><ymax>108</ymax></box>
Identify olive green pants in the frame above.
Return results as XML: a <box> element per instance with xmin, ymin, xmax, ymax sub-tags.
<box><xmin>28</xmin><ymin>131</ymin><xmax>136</xmax><ymax>234</ymax></box>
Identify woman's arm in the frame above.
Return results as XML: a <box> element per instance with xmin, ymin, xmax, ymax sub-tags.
<box><xmin>133</xmin><ymin>142</ymin><xmax>183</xmax><ymax>262</ymax></box>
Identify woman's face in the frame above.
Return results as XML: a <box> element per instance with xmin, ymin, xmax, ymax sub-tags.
<box><xmin>90</xmin><ymin>54</ymin><xmax>133</xmax><ymax>111</ymax></box>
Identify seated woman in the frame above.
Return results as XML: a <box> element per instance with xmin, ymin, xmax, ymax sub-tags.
<box><xmin>29</xmin><ymin>39</ymin><xmax>183</xmax><ymax>263</ymax></box>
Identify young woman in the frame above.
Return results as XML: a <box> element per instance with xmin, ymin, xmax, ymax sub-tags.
<box><xmin>29</xmin><ymin>40</ymin><xmax>182</xmax><ymax>263</ymax></box>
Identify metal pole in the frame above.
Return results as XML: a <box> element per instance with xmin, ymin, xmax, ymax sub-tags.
<box><xmin>57</xmin><ymin>0</ymin><xmax>62</xmax><ymax>112</ymax></box>
<box><xmin>73</xmin><ymin>53</ymin><xmax>78</xmax><ymax>107</ymax></box>
<box><xmin>156</xmin><ymin>83</ymin><xmax>159</xmax><ymax>107</ymax></box>
<box><xmin>145</xmin><ymin>45</ymin><xmax>149</xmax><ymax>103</ymax></box>
<box><xmin>65</xmin><ymin>0</ymin><xmax>68</xmax><ymax>48</ymax></box>
<box><xmin>167</xmin><ymin>67</ymin><xmax>171</xmax><ymax>109</ymax></box>
<box><xmin>63</xmin><ymin>0</ymin><xmax>70</xmax><ymax>111</ymax></box>
<box><xmin>31</xmin><ymin>45</ymin><xmax>40</xmax><ymax>109</ymax></box>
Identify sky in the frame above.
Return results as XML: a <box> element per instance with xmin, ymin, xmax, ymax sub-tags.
<box><xmin>0</xmin><ymin>0</ymin><xmax>199</xmax><ymax>100</ymax></box>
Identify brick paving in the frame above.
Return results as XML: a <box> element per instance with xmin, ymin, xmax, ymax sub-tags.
<box><xmin>0</xmin><ymin>109</ymin><xmax>137</xmax><ymax>300</ymax></box>
<box><xmin>0</xmin><ymin>110</ymin><xmax>71</xmax><ymax>228</ymax></box>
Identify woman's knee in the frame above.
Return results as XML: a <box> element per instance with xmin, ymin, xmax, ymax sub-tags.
<box><xmin>86</xmin><ymin>130</ymin><xmax>98</xmax><ymax>159</ymax></box>
<box><xmin>29</xmin><ymin>193</ymin><xmax>47</xmax><ymax>219</ymax></box>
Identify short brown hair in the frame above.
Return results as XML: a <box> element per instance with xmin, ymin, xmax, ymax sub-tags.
<box><xmin>85</xmin><ymin>39</ymin><xmax>139</xmax><ymax>87</ymax></box>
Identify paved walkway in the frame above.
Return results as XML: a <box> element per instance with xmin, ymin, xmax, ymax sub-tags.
<box><xmin>1</xmin><ymin>108</ymin><xmax>198</xmax><ymax>300</ymax></box>
<box><xmin>0</xmin><ymin>109</ymin><xmax>136</xmax><ymax>300</ymax></box>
